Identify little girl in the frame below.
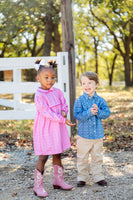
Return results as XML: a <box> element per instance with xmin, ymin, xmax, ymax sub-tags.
<box><xmin>33</xmin><ymin>59</ymin><xmax>75</xmax><ymax>197</ymax></box>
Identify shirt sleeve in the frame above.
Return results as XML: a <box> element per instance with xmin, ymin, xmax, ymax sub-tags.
<box><xmin>97</xmin><ymin>98</ymin><xmax>111</xmax><ymax>119</ymax></box>
<box><xmin>73</xmin><ymin>98</ymin><xmax>93</xmax><ymax>122</ymax></box>
<box><xmin>59</xmin><ymin>90</ymin><xmax>68</xmax><ymax>114</ymax></box>
<box><xmin>35</xmin><ymin>94</ymin><xmax>66</xmax><ymax>123</ymax></box>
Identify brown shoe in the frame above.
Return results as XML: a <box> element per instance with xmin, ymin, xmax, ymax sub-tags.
<box><xmin>97</xmin><ymin>180</ymin><xmax>107</xmax><ymax>186</ymax></box>
<box><xmin>77</xmin><ymin>181</ymin><xmax>86</xmax><ymax>187</ymax></box>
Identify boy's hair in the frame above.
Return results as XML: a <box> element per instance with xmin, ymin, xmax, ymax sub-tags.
<box><xmin>80</xmin><ymin>71</ymin><xmax>99</xmax><ymax>84</ymax></box>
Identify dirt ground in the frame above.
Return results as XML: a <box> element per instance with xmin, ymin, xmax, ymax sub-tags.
<box><xmin>0</xmin><ymin>145</ymin><xmax>133</xmax><ymax>200</ymax></box>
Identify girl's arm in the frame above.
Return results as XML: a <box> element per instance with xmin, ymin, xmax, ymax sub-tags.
<box><xmin>97</xmin><ymin>98</ymin><xmax>111</xmax><ymax>119</ymax></box>
<box><xmin>59</xmin><ymin>90</ymin><xmax>68</xmax><ymax>114</ymax></box>
<box><xmin>35</xmin><ymin>95</ymin><xmax>66</xmax><ymax>123</ymax></box>
<box><xmin>61</xmin><ymin>110</ymin><xmax>67</xmax><ymax>118</ymax></box>
<box><xmin>73</xmin><ymin>98</ymin><xmax>93</xmax><ymax>121</ymax></box>
<box><xmin>66</xmin><ymin>118</ymin><xmax>76</xmax><ymax>126</ymax></box>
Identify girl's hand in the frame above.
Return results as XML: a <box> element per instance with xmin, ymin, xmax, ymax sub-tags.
<box><xmin>65</xmin><ymin>119</ymin><xmax>76</xmax><ymax>126</ymax></box>
<box><xmin>61</xmin><ymin>110</ymin><xmax>67</xmax><ymax>118</ymax></box>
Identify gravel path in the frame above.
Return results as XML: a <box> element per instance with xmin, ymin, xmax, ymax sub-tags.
<box><xmin>0</xmin><ymin>147</ymin><xmax>133</xmax><ymax>200</ymax></box>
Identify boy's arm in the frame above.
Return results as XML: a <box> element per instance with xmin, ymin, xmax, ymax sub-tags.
<box><xmin>97</xmin><ymin>98</ymin><xmax>111</xmax><ymax>119</ymax></box>
<box><xmin>73</xmin><ymin>98</ymin><xmax>93</xmax><ymax>121</ymax></box>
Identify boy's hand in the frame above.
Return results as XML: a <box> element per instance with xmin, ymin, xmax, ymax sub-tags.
<box><xmin>61</xmin><ymin>110</ymin><xmax>67</xmax><ymax>118</ymax></box>
<box><xmin>91</xmin><ymin>104</ymin><xmax>98</xmax><ymax>115</ymax></box>
<box><xmin>65</xmin><ymin>119</ymin><xmax>76</xmax><ymax>127</ymax></box>
<box><xmin>93</xmin><ymin>104</ymin><xmax>98</xmax><ymax>110</ymax></box>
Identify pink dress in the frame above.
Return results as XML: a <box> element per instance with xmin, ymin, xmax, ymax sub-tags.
<box><xmin>33</xmin><ymin>87</ymin><xmax>71</xmax><ymax>155</ymax></box>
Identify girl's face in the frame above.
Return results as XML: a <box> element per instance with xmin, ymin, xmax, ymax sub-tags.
<box><xmin>37</xmin><ymin>68</ymin><xmax>55</xmax><ymax>90</ymax></box>
<box><xmin>81</xmin><ymin>76</ymin><xmax>98</xmax><ymax>97</ymax></box>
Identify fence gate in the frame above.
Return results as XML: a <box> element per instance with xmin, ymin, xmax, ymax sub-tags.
<box><xmin>0</xmin><ymin>52</ymin><xmax>71</xmax><ymax>135</ymax></box>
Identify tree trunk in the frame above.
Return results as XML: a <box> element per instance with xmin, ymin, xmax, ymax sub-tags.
<box><xmin>123</xmin><ymin>36</ymin><xmax>131</xmax><ymax>86</ymax></box>
<box><xmin>61</xmin><ymin>0</ymin><xmax>76</xmax><ymax>126</ymax></box>
<box><xmin>109</xmin><ymin>54</ymin><xmax>117</xmax><ymax>86</ymax></box>
<box><xmin>0</xmin><ymin>44</ymin><xmax>6</xmax><ymax>80</ymax></box>
<box><xmin>0</xmin><ymin>72</ymin><xmax>4</xmax><ymax>81</ymax></box>
<box><xmin>53</xmin><ymin>23</ymin><xmax>61</xmax><ymax>53</ymax></box>
<box><xmin>94</xmin><ymin>37</ymin><xmax>98</xmax><ymax>74</ymax></box>
<box><xmin>43</xmin><ymin>6</ymin><xmax>53</xmax><ymax>56</ymax></box>
<box><xmin>123</xmin><ymin>55</ymin><xmax>131</xmax><ymax>86</ymax></box>
<box><xmin>131</xmin><ymin>53</ymin><xmax>133</xmax><ymax>84</ymax></box>
<box><xmin>83</xmin><ymin>49</ymin><xmax>87</xmax><ymax>72</ymax></box>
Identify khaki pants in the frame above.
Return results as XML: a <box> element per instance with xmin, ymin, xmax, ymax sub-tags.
<box><xmin>77</xmin><ymin>136</ymin><xmax>104</xmax><ymax>182</ymax></box>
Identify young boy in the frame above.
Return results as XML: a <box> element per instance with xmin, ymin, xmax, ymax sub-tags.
<box><xmin>74</xmin><ymin>71</ymin><xmax>110</xmax><ymax>187</ymax></box>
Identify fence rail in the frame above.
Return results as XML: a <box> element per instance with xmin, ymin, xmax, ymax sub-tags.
<box><xmin>0</xmin><ymin>52</ymin><xmax>70</xmax><ymax>134</ymax></box>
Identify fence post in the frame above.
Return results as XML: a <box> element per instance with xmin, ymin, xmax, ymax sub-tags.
<box><xmin>57</xmin><ymin>52</ymin><xmax>71</xmax><ymax>136</ymax></box>
<box><xmin>13</xmin><ymin>69</ymin><xmax>21</xmax><ymax>110</ymax></box>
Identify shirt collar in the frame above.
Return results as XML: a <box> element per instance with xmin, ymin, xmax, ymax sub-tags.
<box><xmin>83</xmin><ymin>91</ymin><xmax>98</xmax><ymax>100</ymax></box>
<box><xmin>37</xmin><ymin>87</ymin><xmax>53</xmax><ymax>93</ymax></box>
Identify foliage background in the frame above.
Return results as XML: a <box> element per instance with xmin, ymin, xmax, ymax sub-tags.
<box><xmin>0</xmin><ymin>0</ymin><xmax>133</xmax><ymax>85</ymax></box>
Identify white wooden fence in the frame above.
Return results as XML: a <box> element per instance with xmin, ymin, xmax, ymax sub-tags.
<box><xmin>0</xmin><ymin>52</ymin><xmax>71</xmax><ymax>134</ymax></box>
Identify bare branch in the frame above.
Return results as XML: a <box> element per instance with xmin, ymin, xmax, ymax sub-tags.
<box><xmin>89</xmin><ymin>0</ymin><xmax>124</xmax><ymax>57</ymax></box>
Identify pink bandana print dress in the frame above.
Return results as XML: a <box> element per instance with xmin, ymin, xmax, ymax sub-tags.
<box><xmin>33</xmin><ymin>87</ymin><xmax>71</xmax><ymax>155</ymax></box>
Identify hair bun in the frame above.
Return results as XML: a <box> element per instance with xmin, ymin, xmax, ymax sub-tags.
<box><xmin>35</xmin><ymin>59</ymin><xmax>42</xmax><ymax>64</ymax></box>
<box><xmin>48</xmin><ymin>59</ymin><xmax>57</xmax><ymax>68</ymax></box>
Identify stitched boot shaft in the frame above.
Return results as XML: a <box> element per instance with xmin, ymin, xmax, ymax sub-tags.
<box><xmin>53</xmin><ymin>165</ymin><xmax>73</xmax><ymax>190</ymax></box>
<box><xmin>33</xmin><ymin>169</ymin><xmax>48</xmax><ymax>197</ymax></box>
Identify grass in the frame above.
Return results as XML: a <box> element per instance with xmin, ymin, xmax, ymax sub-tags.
<box><xmin>0</xmin><ymin>86</ymin><xmax>133</xmax><ymax>151</ymax></box>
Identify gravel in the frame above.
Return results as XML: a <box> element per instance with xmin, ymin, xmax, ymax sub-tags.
<box><xmin>0</xmin><ymin>147</ymin><xmax>133</xmax><ymax>200</ymax></box>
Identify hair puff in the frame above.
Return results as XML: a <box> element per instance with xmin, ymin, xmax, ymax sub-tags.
<box><xmin>48</xmin><ymin>59</ymin><xmax>57</xmax><ymax>68</ymax></box>
<box><xmin>35</xmin><ymin>59</ymin><xmax>42</xmax><ymax>64</ymax></box>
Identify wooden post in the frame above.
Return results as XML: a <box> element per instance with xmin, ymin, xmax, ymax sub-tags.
<box><xmin>61</xmin><ymin>0</ymin><xmax>76</xmax><ymax>126</ymax></box>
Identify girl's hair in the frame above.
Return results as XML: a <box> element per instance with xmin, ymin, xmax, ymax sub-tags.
<box><xmin>35</xmin><ymin>59</ymin><xmax>57</xmax><ymax>75</ymax></box>
<box><xmin>80</xmin><ymin>71</ymin><xmax>99</xmax><ymax>84</ymax></box>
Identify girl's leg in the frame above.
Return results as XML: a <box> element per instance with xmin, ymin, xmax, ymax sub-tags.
<box><xmin>52</xmin><ymin>154</ymin><xmax>73</xmax><ymax>190</ymax></box>
<box><xmin>53</xmin><ymin>154</ymin><xmax>63</xmax><ymax>167</ymax></box>
<box><xmin>36</xmin><ymin>155</ymin><xmax>49</xmax><ymax>174</ymax></box>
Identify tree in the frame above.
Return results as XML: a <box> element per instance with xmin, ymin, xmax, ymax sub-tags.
<box><xmin>0</xmin><ymin>0</ymin><xmax>24</xmax><ymax>57</ymax></box>
<box><xmin>61</xmin><ymin>0</ymin><xmax>76</xmax><ymax>124</ymax></box>
<box><xmin>104</xmin><ymin>53</ymin><xmax>118</xmax><ymax>86</ymax></box>
<box><xmin>43</xmin><ymin>0</ymin><xmax>61</xmax><ymax>56</ymax></box>
<box><xmin>0</xmin><ymin>0</ymin><xmax>61</xmax><ymax>80</ymax></box>
<box><xmin>89</xmin><ymin>0</ymin><xmax>133</xmax><ymax>86</ymax></box>
<box><xmin>74</xmin><ymin>0</ymin><xmax>110</xmax><ymax>76</ymax></box>
<box><xmin>0</xmin><ymin>0</ymin><xmax>61</xmax><ymax>58</ymax></box>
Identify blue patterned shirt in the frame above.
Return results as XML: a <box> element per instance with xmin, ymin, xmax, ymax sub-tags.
<box><xmin>73</xmin><ymin>92</ymin><xmax>111</xmax><ymax>139</ymax></box>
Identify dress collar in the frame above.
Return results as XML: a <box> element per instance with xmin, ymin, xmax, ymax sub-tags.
<box><xmin>37</xmin><ymin>87</ymin><xmax>54</xmax><ymax>93</ymax></box>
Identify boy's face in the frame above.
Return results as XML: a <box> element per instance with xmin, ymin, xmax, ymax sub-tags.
<box><xmin>81</xmin><ymin>76</ymin><xmax>98</xmax><ymax>97</ymax></box>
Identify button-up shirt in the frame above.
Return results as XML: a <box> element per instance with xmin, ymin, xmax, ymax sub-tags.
<box><xmin>73</xmin><ymin>92</ymin><xmax>111</xmax><ymax>139</ymax></box>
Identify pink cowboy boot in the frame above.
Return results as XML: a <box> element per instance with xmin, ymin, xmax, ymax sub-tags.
<box><xmin>33</xmin><ymin>169</ymin><xmax>48</xmax><ymax>197</ymax></box>
<box><xmin>53</xmin><ymin>165</ymin><xmax>73</xmax><ymax>190</ymax></box>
